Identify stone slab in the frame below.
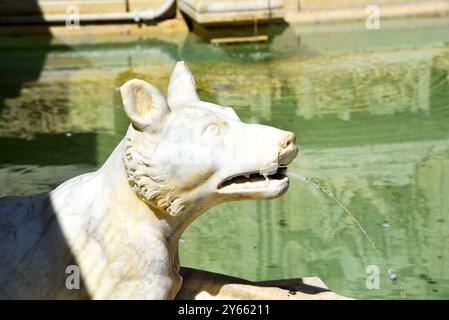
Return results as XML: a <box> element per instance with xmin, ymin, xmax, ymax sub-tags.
<box><xmin>177</xmin><ymin>267</ymin><xmax>352</xmax><ymax>300</ymax></box>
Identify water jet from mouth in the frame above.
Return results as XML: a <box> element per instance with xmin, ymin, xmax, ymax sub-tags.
<box><xmin>288</xmin><ymin>171</ymin><xmax>407</xmax><ymax>298</ymax></box>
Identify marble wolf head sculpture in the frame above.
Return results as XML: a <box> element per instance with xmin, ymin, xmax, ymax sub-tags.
<box><xmin>121</xmin><ymin>61</ymin><xmax>298</xmax><ymax>217</ymax></box>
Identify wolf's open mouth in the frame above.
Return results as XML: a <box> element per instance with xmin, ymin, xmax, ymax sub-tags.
<box><xmin>218</xmin><ymin>166</ymin><xmax>288</xmax><ymax>191</ymax></box>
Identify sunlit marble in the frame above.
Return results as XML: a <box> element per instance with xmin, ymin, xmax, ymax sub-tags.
<box><xmin>0</xmin><ymin>17</ymin><xmax>448</xmax><ymax>299</ymax></box>
<box><xmin>0</xmin><ymin>62</ymin><xmax>297</xmax><ymax>299</ymax></box>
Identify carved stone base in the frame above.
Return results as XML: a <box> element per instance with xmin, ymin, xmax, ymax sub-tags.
<box><xmin>178</xmin><ymin>0</ymin><xmax>286</xmax><ymax>43</ymax></box>
<box><xmin>177</xmin><ymin>267</ymin><xmax>352</xmax><ymax>300</ymax></box>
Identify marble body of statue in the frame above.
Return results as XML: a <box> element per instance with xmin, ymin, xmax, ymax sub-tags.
<box><xmin>0</xmin><ymin>62</ymin><xmax>298</xmax><ymax>299</ymax></box>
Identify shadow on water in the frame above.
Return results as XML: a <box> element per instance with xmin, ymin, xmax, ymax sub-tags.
<box><xmin>0</xmin><ymin>1</ymin><xmax>97</xmax><ymax>166</ymax></box>
<box><xmin>0</xmin><ymin>1</ymin><xmax>51</xmax><ymax>113</ymax></box>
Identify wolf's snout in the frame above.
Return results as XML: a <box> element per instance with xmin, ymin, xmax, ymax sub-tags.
<box><xmin>280</xmin><ymin>132</ymin><xmax>296</xmax><ymax>148</ymax></box>
<box><xmin>278</xmin><ymin>132</ymin><xmax>298</xmax><ymax>165</ymax></box>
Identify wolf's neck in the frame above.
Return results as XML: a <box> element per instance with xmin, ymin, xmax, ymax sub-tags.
<box><xmin>50</xmin><ymin>139</ymin><xmax>187</xmax><ymax>296</ymax></box>
<box><xmin>94</xmin><ymin>138</ymin><xmax>192</xmax><ymax>252</ymax></box>
<box><xmin>95</xmin><ymin>137</ymin><xmax>181</xmax><ymax>238</ymax></box>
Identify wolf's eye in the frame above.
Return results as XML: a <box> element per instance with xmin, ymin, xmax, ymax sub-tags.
<box><xmin>204</xmin><ymin>123</ymin><xmax>221</xmax><ymax>136</ymax></box>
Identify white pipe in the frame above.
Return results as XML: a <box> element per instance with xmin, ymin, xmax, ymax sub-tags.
<box><xmin>0</xmin><ymin>0</ymin><xmax>175</xmax><ymax>24</ymax></box>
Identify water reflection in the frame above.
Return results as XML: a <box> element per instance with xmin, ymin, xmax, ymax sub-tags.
<box><xmin>0</xmin><ymin>18</ymin><xmax>448</xmax><ymax>299</ymax></box>
<box><xmin>180</xmin><ymin>25</ymin><xmax>449</xmax><ymax>299</ymax></box>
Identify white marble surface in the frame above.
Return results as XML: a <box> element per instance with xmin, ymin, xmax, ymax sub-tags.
<box><xmin>0</xmin><ymin>61</ymin><xmax>298</xmax><ymax>299</ymax></box>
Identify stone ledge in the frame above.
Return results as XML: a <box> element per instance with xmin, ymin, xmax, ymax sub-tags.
<box><xmin>286</xmin><ymin>1</ymin><xmax>449</xmax><ymax>25</ymax></box>
<box><xmin>178</xmin><ymin>0</ymin><xmax>285</xmax><ymax>25</ymax></box>
<box><xmin>177</xmin><ymin>267</ymin><xmax>352</xmax><ymax>300</ymax></box>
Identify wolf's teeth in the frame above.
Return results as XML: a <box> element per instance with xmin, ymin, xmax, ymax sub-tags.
<box><xmin>260</xmin><ymin>164</ymin><xmax>278</xmax><ymax>177</ymax></box>
<box><xmin>244</xmin><ymin>174</ymin><xmax>250</xmax><ymax>179</ymax></box>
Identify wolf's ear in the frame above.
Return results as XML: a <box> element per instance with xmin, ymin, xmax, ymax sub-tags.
<box><xmin>120</xmin><ymin>79</ymin><xmax>169</xmax><ymax>131</ymax></box>
<box><xmin>167</xmin><ymin>61</ymin><xmax>200</xmax><ymax>109</ymax></box>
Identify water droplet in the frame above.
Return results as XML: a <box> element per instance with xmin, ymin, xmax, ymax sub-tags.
<box><xmin>388</xmin><ymin>269</ymin><xmax>398</xmax><ymax>281</ymax></box>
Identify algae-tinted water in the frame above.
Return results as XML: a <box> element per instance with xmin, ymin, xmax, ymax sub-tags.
<box><xmin>0</xmin><ymin>17</ymin><xmax>448</xmax><ymax>299</ymax></box>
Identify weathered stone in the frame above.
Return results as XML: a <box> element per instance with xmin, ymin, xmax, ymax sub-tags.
<box><xmin>0</xmin><ymin>61</ymin><xmax>300</xmax><ymax>299</ymax></box>
<box><xmin>178</xmin><ymin>0</ymin><xmax>288</xmax><ymax>43</ymax></box>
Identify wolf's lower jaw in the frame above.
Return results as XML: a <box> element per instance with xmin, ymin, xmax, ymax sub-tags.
<box><xmin>217</xmin><ymin>167</ymin><xmax>289</xmax><ymax>195</ymax></box>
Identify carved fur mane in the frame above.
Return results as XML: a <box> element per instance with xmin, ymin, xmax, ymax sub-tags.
<box><xmin>123</xmin><ymin>127</ymin><xmax>187</xmax><ymax>216</ymax></box>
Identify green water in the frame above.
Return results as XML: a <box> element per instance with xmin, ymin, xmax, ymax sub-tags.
<box><xmin>1</xmin><ymin>17</ymin><xmax>449</xmax><ymax>299</ymax></box>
